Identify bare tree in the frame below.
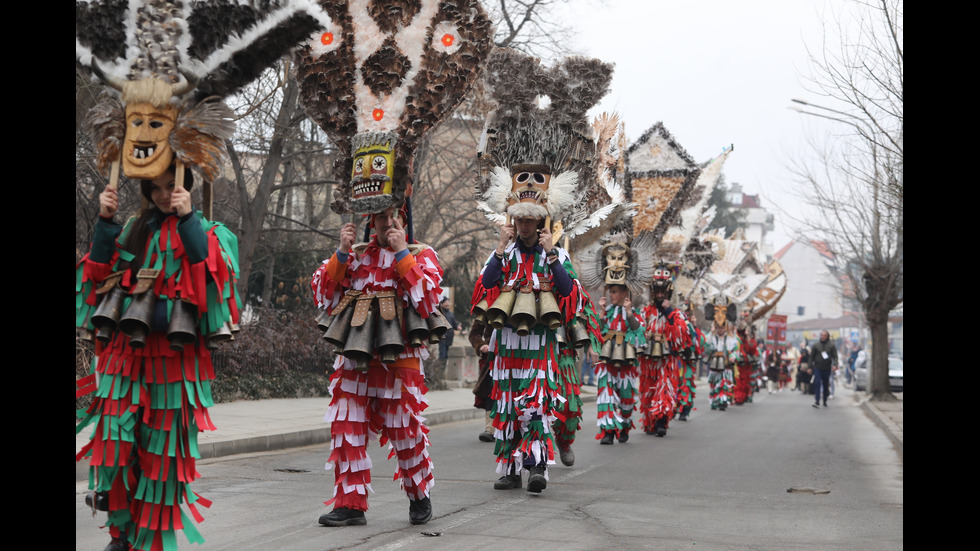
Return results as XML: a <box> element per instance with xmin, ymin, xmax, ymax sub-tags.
<box><xmin>791</xmin><ymin>0</ymin><xmax>902</xmax><ymax>401</ymax></box>
<box><xmin>489</xmin><ymin>0</ymin><xmax>578</xmax><ymax>59</ymax></box>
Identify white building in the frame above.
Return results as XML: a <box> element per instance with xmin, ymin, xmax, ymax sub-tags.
<box><xmin>726</xmin><ymin>183</ymin><xmax>775</xmax><ymax>256</ymax></box>
<box><xmin>773</xmin><ymin>239</ymin><xmax>845</xmax><ymax>325</ymax></box>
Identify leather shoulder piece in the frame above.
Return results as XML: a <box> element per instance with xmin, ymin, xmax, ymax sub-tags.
<box><xmin>409</xmin><ymin>243</ymin><xmax>430</xmax><ymax>256</ymax></box>
<box><xmin>351</xmin><ymin>242</ymin><xmax>371</xmax><ymax>255</ymax></box>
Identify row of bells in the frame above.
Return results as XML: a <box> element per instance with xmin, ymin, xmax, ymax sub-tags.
<box><xmin>471</xmin><ymin>288</ymin><xmax>566</xmax><ymax>337</ymax></box>
<box><xmin>472</xmin><ymin>288</ymin><xmax>599</xmax><ymax>349</ymax></box>
<box><xmin>315</xmin><ymin>295</ymin><xmax>452</xmax><ymax>371</ymax></box>
<box><xmin>80</xmin><ymin>284</ymin><xmax>239</xmax><ymax>351</ymax></box>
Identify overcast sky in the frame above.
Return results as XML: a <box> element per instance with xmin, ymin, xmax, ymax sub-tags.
<box><xmin>556</xmin><ymin>0</ymin><xmax>847</xmax><ymax>251</ymax></box>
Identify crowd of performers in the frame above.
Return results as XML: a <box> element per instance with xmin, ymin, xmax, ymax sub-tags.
<box><xmin>76</xmin><ymin>3</ymin><xmax>781</xmax><ymax>548</ymax></box>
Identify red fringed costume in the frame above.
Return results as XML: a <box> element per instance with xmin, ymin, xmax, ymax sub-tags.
<box><xmin>311</xmin><ymin>239</ymin><xmax>443</xmax><ymax>511</ymax></box>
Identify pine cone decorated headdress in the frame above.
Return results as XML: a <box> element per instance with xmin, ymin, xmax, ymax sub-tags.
<box><xmin>475</xmin><ymin>50</ymin><xmax>615</xmax><ymax>226</ymax></box>
<box><xmin>293</xmin><ymin>0</ymin><xmax>494</xmax><ymax>216</ymax></box>
<box><xmin>77</xmin><ymin>0</ymin><xmax>330</xmax><ymax>184</ymax></box>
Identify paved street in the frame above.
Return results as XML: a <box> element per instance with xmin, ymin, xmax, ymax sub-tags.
<box><xmin>76</xmin><ymin>385</ymin><xmax>903</xmax><ymax>550</ymax></box>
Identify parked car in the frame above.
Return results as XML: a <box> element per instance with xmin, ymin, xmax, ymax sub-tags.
<box><xmin>854</xmin><ymin>356</ymin><xmax>902</xmax><ymax>392</ymax></box>
<box><xmin>888</xmin><ymin>357</ymin><xmax>903</xmax><ymax>392</ymax></box>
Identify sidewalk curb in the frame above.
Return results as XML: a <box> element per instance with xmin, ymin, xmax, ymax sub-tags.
<box><xmin>197</xmin><ymin>392</ymin><xmax>598</xmax><ymax>460</ymax></box>
<box><xmin>857</xmin><ymin>397</ymin><xmax>903</xmax><ymax>458</ymax></box>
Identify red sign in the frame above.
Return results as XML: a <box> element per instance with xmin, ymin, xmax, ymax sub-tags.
<box><xmin>767</xmin><ymin>315</ymin><xmax>787</xmax><ymax>345</ymax></box>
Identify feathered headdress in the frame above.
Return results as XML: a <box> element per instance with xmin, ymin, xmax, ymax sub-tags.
<box><xmin>294</xmin><ymin>0</ymin><xmax>493</xmax><ymax>216</ymax></box>
<box><xmin>576</xmin><ymin>231</ymin><xmax>658</xmax><ymax>298</ymax></box>
<box><xmin>77</xmin><ymin>0</ymin><xmax>330</xmax><ymax>186</ymax></box>
<box><xmin>475</xmin><ymin>50</ymin><xmax>615</xmax><ymax>226</ymax></box>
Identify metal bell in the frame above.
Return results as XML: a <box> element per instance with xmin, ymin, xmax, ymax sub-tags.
<box><xmin>650</xmin><ymin>339</ymin><xmax>664</xmax><ymax>359</ymax></box>
<box><xmin>315</xmin><ymin>309</ymin><xmax>332</xmax><ymax>333</ymax></box>
<box><xmin>342</xmin><ymin>302</ymin><xmax>376</xmax><ymax>368</ymax></box>
<box><xmin>625</xmin><ymin>343</ymin><xmax>637</xmax><ymax>362</ymax></box>
<box><xmin>207</xmin><ymin>321</ymin><xmax>234</xmax><ymax>350</ymax></box>
<box><xmin>487</xmin><ymin>288</ymin><xmax>516</xmax><ymax>330</ymax></box>
<box><xmin>537</xmin><ymin>290</ymin><xmax>563</xmax><ymax>330</ymax></box>
<box><xmin>471</xmin><ymin>298</ymin><xmax>489</xmax><ymax>324</ymax></box>
<box><xmin>167</xmin><ymin>298</ymin><xmax>199</xmax><ymax>351</ymax></box>
<box><xmin>610</xmin><ymin>340</ymin><xmax>627</xmax><ymax>365</ymax></box>
<box><xmin>323</xmin><ymin>304</ymin><xmax>355</xmax><ymax>349</ymax></box>
<box><xmin>599</xmin><ymin>338</ymin><xmax>614</xmax><ymax>362</ymax></box>
<box><xmin>508</xmin><ymin>289</ymin><xmax>537</xmax><ymax>336</ymax></box>
<box><xmin>376</xmin><ymin>314</ymin><xmax>405</xmax><ymax>363</ymax></box>
<box><xmin>404</xmin><ymin>306</ymin><xmax>430</xmax><ymax>348</ymax></box>
<box><xmin>426</xmin><ymin>307</ymin><xmax>451</xmax><ymax>344</ymax></box>
<box><xmin>119</xmin><ymin>291</ymin><xmax>155</xmax><ymax>349</ymax></box>
<box><xmin>91</xmin><ymin>286</ymin><xmax>126</xmax><ymax>341</ymax></box>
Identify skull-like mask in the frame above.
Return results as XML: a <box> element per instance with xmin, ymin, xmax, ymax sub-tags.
<box><xmin>122</xmin><ymin>102</ymin><xmax>178</xmax><ymax>179</ymax></box>
<box><xmin>602</xmin><ymin>242</ymin><xmax>630</xmax><ymax>286</ymax></box>
<box><xmin>509</xmin><ymin>163</ymin><xmax>551</xmax><ymax>209</ymax></box>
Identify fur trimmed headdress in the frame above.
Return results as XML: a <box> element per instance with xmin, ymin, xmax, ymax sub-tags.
<box><xmin>77</xmin><ymin>0</ymin><xmax>329</xmax><ymax>184</ymax></box>
<box><xmin>576</xmin><ymin>231</ymin><xmax>658</xmax><ymax>298</ymax></box>
<box><xmin>293</xmin><ymin>0</ymin><xmax>494</xmax><ymax>216</ymax></box>
<box><xmin>475</xmin><ymin>50</ymin><xmax>615</xmax><ymax>225</ymax></box>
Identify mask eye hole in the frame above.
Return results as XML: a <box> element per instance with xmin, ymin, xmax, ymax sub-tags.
<box><xmin>371</xmin><ymin>156</ymin><xmax>387</xmax><ymax>172</ymax></box>
<box><xmin>515</xmin><ymin>172</ymin><xmax>531</xmax><ymax>184</ymax></box>
<box><xmin>353</xmin><ymin>158</ymin><xmax>364</xmax><ymax>174</ymax></box>
<box><xmin>533</xmin><ymin>173</ymin><xmax>546</xmax><ymax>184</ymax></box>
<box><xmin>149</xmin><ymin>120</ymin><xmax>164</xmax><ymax>129</ymax></box>
<box><xmin>131</xmin><ymin>118</ymin><xmax>143</xmax><ymax>127</ymax></box>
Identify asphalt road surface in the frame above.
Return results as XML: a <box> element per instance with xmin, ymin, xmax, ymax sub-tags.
<box><xmin>76</xmin><ymin>388</ymin><xmax>903</xmax><ymax>550</ymax></box>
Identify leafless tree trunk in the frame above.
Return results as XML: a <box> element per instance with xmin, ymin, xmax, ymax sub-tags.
<box><xmin>791</xmin><ymin>0</ymin><xmax>902</xmax><ymax>402</ymax></box>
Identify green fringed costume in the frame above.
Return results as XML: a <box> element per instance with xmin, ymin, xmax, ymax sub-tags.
<box><xmin>76</xmin><ymin>210</ymin><xmax>240</xmax><ymax>551</ymax></box>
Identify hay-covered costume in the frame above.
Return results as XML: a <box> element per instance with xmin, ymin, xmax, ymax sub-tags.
<box><xmin>639</xmin><ymin>301</ymin><xmax>692</xmax><ymax>435</ymax></box>
<box><xmin>76</xmin><ymin>210</ymin><xmax>240</xmax><ymax>551</ymax></box>
<box><xmin>74</xmin><ymin>2</ymin><xmax>326</xmax><ymax>548</ymax></box>
<box><xmin>311</xmin><ymin>238</ymin><xmax>444</xmax><ymax>513</ymax></box>
<box><xmin>595</xmin><ymin>303</ymin><xmax>645</xmax><ymax>441</ymax></box>
<box><xmin>472</xmin><ymin>242</ymin><xmax>584</xmax><ymax>479</ymax></box>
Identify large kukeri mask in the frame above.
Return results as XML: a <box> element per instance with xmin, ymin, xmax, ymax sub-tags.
<box><xmin>602</xmin><ymin>242</ymin><xmax>631</xmax><ymax>286</ymax></box>
<box><xmin>123</xmin><ymin>101</ymin><xmax>178</xmax><ymax>179</ymax></box>
<box><xmin>349</xmin><ymin>132</ymin><xmax>398</xmax><ymax>214</ymax></box>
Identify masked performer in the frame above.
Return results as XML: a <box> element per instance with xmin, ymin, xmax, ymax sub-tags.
<box><xmin>703</xmin><ymin>297</ymin><xmax>741</xmax><ymax>411</ymax></box>
<box><xmin>734</xmin><ymin>324</ymin><xmax>760</xmax><ymax>405</ymax></box>
<box><xmin>295</xmin><ymin>0</ymin><xmax>492</xmax><ymax>526</ymax></box>
<box><xmin>638</xmin><ymin>263</ymin><xmax>694</xmax><ymax>437</ymax></box>
<box><xmin>75</xmin><ymin>3</ymin><xmax>328</xmax><ymax>550</ymax></box>
<box><xmin>471</xmin><ymin>51</ymin><xmax>615</xmax><ymax>493</ymax></box>
<box><xmin>674</xmin><ymin>301</ymin><xmax>704</xmax><ymax>421</ymax></box>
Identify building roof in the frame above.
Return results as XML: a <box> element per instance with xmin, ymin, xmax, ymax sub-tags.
<box><xmin>787</xmin><ymin>313</ymin><xmax>862</xmax><ymax>330</ymax></box>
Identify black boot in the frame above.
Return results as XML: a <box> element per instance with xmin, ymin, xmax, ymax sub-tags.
<box><xmin>318</xmin><ymin>507</ymin><xmax>367</xmax><ymax>526</ymax></box>
<box><xmin>527</xmin><ymin>465</ymin><xmax>547</xmax><ymax>493</ymax></box>
<box><xmin>599</xmin><ymin>431</ymin><xmax>615</xmax><ymax>445</ymax></box>
<box><xmin>409</xmin><ymin>497</ymin><xmax>432</xmax><ymax>525</ymax></box>
<box><xmin>494</xmin><ymin>465</ymin><xmax>522</xmax><ymax>490</ymax></box>
<box><xmin>102</xmin><ymin>535</ymin><xmax>129</xmax><ymax>551</ymax></box>
<box><xmin>618</xmin><ymin>426</ymin><xmax>630</xmax><ymax>443</ymax></box>
<box><xmin>86</xmin><ymin>491</ymin><xmax>109</xmax><ymax>512</ymax></box>
<box><xmin>558</xmin><ymin>442</ymin><xmax>575</xmax><ymax>466</ymax></box>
